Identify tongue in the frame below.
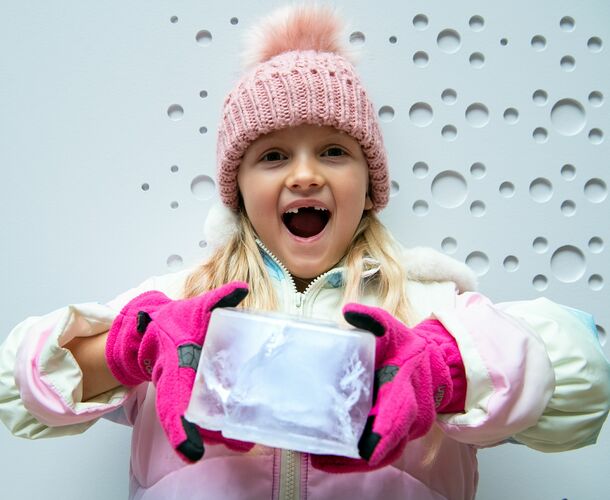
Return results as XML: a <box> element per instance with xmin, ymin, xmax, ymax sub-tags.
<box><xmin>285</xmin><ymin>209</ymin><xmax>327</xmax><ymax>238</ymax></box>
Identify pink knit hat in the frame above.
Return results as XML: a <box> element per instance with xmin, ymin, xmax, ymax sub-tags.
<box><xmin>216</xmin><ymin>4</ymin><xmax>390</xmax><ymax>211</ymax></box>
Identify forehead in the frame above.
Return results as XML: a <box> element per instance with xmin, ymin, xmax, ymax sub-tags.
<box><xmin>253</xmin><ymin>124</ymin><xmax>355</xmax><ymax>145</ymax></box>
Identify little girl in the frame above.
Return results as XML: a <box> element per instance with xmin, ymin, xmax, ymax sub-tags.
<box><xmin>1</xmin><ymin>5</ymin><xmax>609</xmax><ymax>500</ymax></box>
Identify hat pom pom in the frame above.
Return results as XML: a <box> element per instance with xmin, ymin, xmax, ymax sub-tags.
<box><xmin>242</xmin><ymin>4</ymin><xmax>355</xmax><ymax>70</ymax></box>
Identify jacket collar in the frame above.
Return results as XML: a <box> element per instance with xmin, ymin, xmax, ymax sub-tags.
<box><xmin>255</xmin><ymin>239</ymin><xmax>381</xmax><ymax>291</ymax></box>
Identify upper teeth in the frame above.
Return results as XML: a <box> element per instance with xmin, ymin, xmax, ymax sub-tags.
<box><xmin>284</xmin><ymin>206</ymin><xmax>328</xmax><ymax>214</ymax></box>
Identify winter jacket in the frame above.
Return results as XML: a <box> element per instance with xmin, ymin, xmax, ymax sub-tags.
<box><xmin>1</xmin><ymin>242</ymin><xmax>609</xmax><ymax>500</ymax></box>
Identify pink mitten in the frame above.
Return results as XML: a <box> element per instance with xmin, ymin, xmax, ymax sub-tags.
<box><xmin>105</xmin><ymin>281</ymin><xmax>253</xmax><ymax>463</ymax></box>
<box><xmin>311</xmin><ymin>303</ymin><xmax>466</xmax><ymax>472</ymax></box>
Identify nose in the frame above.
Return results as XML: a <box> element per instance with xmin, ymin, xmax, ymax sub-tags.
<box><xmin>285</xmin><ymin>155</ymin><xmax>325</xmax><ymax>191</ymax></box>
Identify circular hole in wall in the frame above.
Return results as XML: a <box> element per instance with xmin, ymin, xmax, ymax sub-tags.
<box><xmin>561</xmin><ymin>200</ymin><xmax>576</xmax><ymax>216</ymax></box>
<box><xmin>437</xmin><ymin>29</ymin><xmax>461</xmax><ymax>53</ymax></box>
<box><xmin>413</xmin><ymin>161</ymin><xmax>429</xmax><ymax>178</ymax></box>
<box><xmin>389</xmin><ymin>36</ymin><xmax>398</xmax><ymax>44</ymax></box>
<box><xmin>550</xmin><ymin>245</ymin><xmax>586</xmax><ymax>283</ymax></box>
<box><xmin>390</xmin><ymin>180</ymin><xmax>400</xmax><ymax>197</ymax></box>
<box><xmin>199</xmin><ymin>240</ymin><xmax>208</xmax><ymax>248</ymax></box>
<box><xmin>499</xmin><ymin>181</ymin><xmax>515</xmax><ymax>198</ymax></box>
<box><xmin>431</xmin><ymin>171</ymin><xmax>468</xmax><ymax>208</ymax></box>
<box><xmin>167</xmin><ymin>254</ymin><xmax>183</xmax><ymax>270</ymax></box>
<box><xmin>533</xmin><ymin>89</ymin><xmax>548</xmax><ymax>105</ymax></box>
<box><xmin>441</xmin><ymin>88</ymin><xmax>457</xmax><ymax>104</ymax></box>
<box><xmin>167</xmin><ymin>104</ymin><xmax>184</xmax><ymax>120</ymax></box>
<box><xmin>531</xmin><ymin>35</ymin><xmax>547</xmax><ymax>51</ymax></box>
<box><xmin>230</xmin><ymin>17</ymin><xmax>239</xmax><ymax>25</ymax></box>
<box><xmin>503</xmin><ymin>255</ymin><xmax>519</xmax><ymax>272</ymax></box>
<box><xmin>588</xmin><ymin>274</ymin><xmax>604</xmax><ymax>291</ymax></box>
<box><xmin>170</xmin><ymin>165</ymin><xmax>179</xmax><ymax>173</ymax></box>
<box><xmin>584</xmin><ymin>178</ymin><xmax>608</xmax><ymax>203</ymax></box>
<box><xmin>588</xmin><ymin>236</ymin><xmax>604</xmax><ymax>253</ymax></box>
<box><xmin>560</xmin><ymin>55</ymin><xmax>575</xmax><ymax>71</ymax></box>
<box><xmin>533</xmin><ymin>274</ymin><xmax>548</xmax><ymax>291</ymax></box>
<box><xmin>350</xmin><ymin>31</ymin><xmax>366</xmax><ymax>45</ymax></box>
<box><xmin>191</xmin><ymin>175</ymin><xmax>216</xmax><ymax>200</ymax></box>
<box><xmin>378</xmin><ymin>105</ymin><xmax>395</xmax><ymax>121</ymax></box>
<box><xmin>199</xmin><ymin>90</ymin><xmax>208</xmax><ymax>98</ymax></box>
<box><xmin>413</xmin><ymin>200</ymin><xmax>429</xmax><ymax>215</ymax></box>
<box><xmin>587</xmin><ymin>36</ymin><xmax>603</xmax><ymax>52</ymax></box>
<box><xmin>550</xmin><ymin>98</ymin><xmax>586</xmax><ymax>136</ymax></box>
<box><xmin>529</xmin><ymin>177</ymin><xmax>553</xmax><ymax>202</ymax></box>
<box><xmin>559</xmin><ymin>16</ymin><xmax>575</xmax><ymax>32</ymax></box>
<box><xmin>170</xmin><ymin>201</ymin><xmax>179</xmax><ymax>209</ymax></box>
<box><xmin>470</xmin><ymin>162</ymin><xmax>486</xmax><ymax>178</ymax></box>
<box><xmin>469</xmin><ymin>15</ymin><xmax>485</xmax><ymax>31</ymax></box>
<box><xmin>533</xmin><ymin>236</ymin><xmax>549</xmax><ymax>253</ymax></box>
<box><xmin>409</xmin><ymin>102</ymin><xmax>434</xmax><ymax>126</ymax></box>
<box><xmin>413</xmin><ymin>14</ymin><xmax>429</xmax><ymax>30</ymax></box>
<box><xmin>533</xmin><ymin>127</ymin><xmax>548</xmax><ymax>143</ymax></box>
<box><xmin>466</xmin><ymin>251</ymin><xmax>490</xmax><ymax>276</ymax></box>
<box><xmin>170</xmin><ymin>16</ymin><xmax>179</xmax><ymax>24</ymax></box>
<box><xmin>442</xmin><ymin>237</ymin><xmax>458</xmax><ymax>254</ymax></box>
<box><xmin>469</xmin><ymin>52</ymin><xmax>485</xmax><ymax>68</ymax></box>
<box><xmin>500</xmin><ymin>38</ymin><xmax>508</xmax><ymax>46</ymax></box>
<box><xmin>141</xmin><ymin>183</ymin><xmax>150</xmax><ymax>191</ymax></box>
<box><xmin>465</xmin><ymin>103</ymin><xmax>490</xmax><ymax>127</ymax></box>
<box><xmin>196</xmin><ymin>30</ymin><xmax>212</xmax><ymax>45</ymax></box>
<box><xmin>413</xmin><ymin>51</ymin><xmax>430</xmax><ymax>67</ymax></box>
<box><xmin>470</xmin><ymin>200</ymin><xmax>486</xmax><ymax>217</ymax></box>
<box><xmin>561</xmin><ymin>163</ymin><xmax>576</xmax><ymax>180</ymax></box>
<box><xmin>588</xmin><ymin>128</ymin><xmax>604</xmax><ymax>144</ymax></box>
<box><xmin>441</xmin><ymin>124</ymin><xmax>458</xmax><ymax>140</ymax></box>
<box><xmin>588</xmin><ymin>91</ymin><xmax>604</xmax><ymax>107</ymax></box>
<box><xmin>503</xmin><ymin>107</ymin><xmax>519</xmax><ymax>124</ymax></box>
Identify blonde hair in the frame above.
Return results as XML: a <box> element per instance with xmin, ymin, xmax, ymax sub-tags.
<box><xmin>182</xmin><ymin>209</ymin><xmax>413</xmax><ymax>325</ymax></box>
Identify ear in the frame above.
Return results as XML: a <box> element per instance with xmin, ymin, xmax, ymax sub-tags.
<box><xmin>364</xmin><ymin>194</ymin><xmax>374</xmax><ymax>210</ymax></box>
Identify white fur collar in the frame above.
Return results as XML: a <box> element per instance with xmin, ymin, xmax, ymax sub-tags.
<box><xmin>203</xmin><ymin>203</ymin><xmax>477</xmax><ymax>293</ymax></box>
<box><xmin>402</xmin><ymin>246</ymin><xmax>477</xmax><ymax>293</ymax></box>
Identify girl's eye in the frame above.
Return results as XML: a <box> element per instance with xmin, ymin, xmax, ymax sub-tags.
<box><xmin>261</xmin><ymin>151</ymin><xmax>286</xmax><ymax>162</ymax></box>
<box><xmin>322</xmin><ymin>147</ymin><xmax>346</xmax><ymax>157</ymax></box>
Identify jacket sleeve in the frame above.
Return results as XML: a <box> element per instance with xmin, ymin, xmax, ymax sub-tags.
<box><xmin>0</xmin><ymin>269</ymin><xmax>191</xmax><ymax>439</ymax></box>
<box><xmin>431</xmin><ymin>291</ymin><xmax>610</xmax><ymax>452</ymax></box>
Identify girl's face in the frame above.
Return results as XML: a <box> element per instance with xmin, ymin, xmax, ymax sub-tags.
<box><xmin>238</xmin><ymin>124</ymin><xmax>373</xmax><ymax>281</ymax></box>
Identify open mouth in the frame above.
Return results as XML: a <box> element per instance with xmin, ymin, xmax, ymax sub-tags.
<box><xmin>282</xmin><ymin>206</ymin><xmax>331</xmax><ymax>238</ymax></box>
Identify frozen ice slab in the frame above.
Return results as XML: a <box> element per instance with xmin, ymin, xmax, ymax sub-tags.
<box><xmin>185</xmin><ymin>308</ymin><xmax>375</xmax><ymax>458</ymax></box>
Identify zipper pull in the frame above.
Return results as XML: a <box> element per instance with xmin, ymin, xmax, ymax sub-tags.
<box><xmin>295</xmin><ymin>293</ymin><xmax>303</xmax><ymax>308</ymax></box>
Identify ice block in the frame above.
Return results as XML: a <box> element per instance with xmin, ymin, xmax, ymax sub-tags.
<box><xmin>185</xmin><ymin>307</ymin><xmax>376</xmax><ymax>458</ymax></box>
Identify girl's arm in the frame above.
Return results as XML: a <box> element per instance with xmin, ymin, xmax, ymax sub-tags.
<box><xmin>64</xmin><ymin>331</ymin><xmax>120</xmax><ymax>401</ymax></box>
<box><xmin>0</xmin><ymin>268</ymin><xmax>192</xmax><ymax>438</ymax></box>
<box><xmin>432</xmin><ymin>291</ymin><xmax>610</xmax><ymax>451</ymax></box>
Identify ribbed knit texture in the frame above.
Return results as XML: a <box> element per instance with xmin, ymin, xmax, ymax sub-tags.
<box><xmin>216</xmin><ymin>49</ymin><xmax>390</xmax><ymax>211</ymax></box>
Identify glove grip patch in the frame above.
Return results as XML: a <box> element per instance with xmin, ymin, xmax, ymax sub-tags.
<box><xmin>178</xmin><ymin>344</ymin><xmax>202</xmax><ymax>370</ymax></box>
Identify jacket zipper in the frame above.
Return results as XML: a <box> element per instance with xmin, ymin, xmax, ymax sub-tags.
<box><xmin>256</xmin><ymin>240</ymin><xmax>337</xmax><ymax>500</ymax></box>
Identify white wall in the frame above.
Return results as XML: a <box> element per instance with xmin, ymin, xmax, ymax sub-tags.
<box><xmin>0</xmin><ymin>0</ymin><xmax>608</xmax><ymax>498</ymax></box>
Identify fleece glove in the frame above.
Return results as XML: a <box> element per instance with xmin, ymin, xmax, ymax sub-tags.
<box><xmin>105</xmin><ymin>281</ymin><xmax>253</xmax><ymax>463</ymax></box>
<box><xmin>311</xmin><ymin>303</ymin><xmax>467</xmax><ymax>472</ymax></box>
